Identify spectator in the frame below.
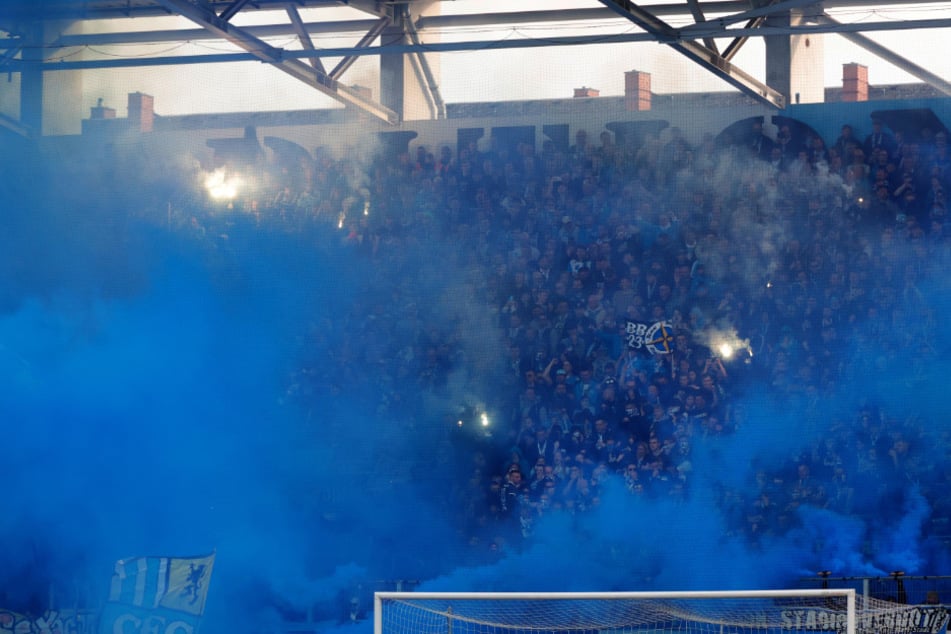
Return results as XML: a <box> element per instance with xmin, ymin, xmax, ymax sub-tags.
<box><xmin>164</xmin><ymin>110</ymin><xmax>951</xmax><ymax>557</ymax></box>
<box><xmin>864</xmin><ymin>119</ymin><xmax>897</xmax><ymax>160</ymax></box>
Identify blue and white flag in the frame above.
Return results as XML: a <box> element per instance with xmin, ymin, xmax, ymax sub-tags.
<box><xmin>108</xmin><ymin>553</ymin><xmax>214</xmax><ymax>616</ymax></box>
<box><xmin>100</xmin><ymin>553</ymin><xmax>215</xmax><ymax>634</ymax></box>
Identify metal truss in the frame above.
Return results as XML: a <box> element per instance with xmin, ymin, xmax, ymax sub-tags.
<box><xmin>1</xmin><ymin>0</ymin><xmax>951</xmax><ymax>118</ymax></box>
<box><xmin>150</xmin><ymin>0</ymin><xmax>399</xmax><ymax>123</ymax></box>
<box><xmin>596</xmin><ymin>0</ymin><xmax>787</xmax><ymax>107</ymax></box>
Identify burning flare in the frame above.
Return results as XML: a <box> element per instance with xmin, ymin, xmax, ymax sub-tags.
<box><xmin>203</xmin><ymin>168</ymin><xmax>241</xmax><ymax>201</ymax></box>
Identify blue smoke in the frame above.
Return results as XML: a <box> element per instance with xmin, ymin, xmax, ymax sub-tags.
<box><xmin>1</xmin><ymin>112</ymin><xmax>950</xmax><ymax>634</ymax></box>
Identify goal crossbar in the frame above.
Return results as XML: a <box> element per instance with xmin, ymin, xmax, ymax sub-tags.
<box><xmin>375</xmin><ymin>589</ymin><xmax>860</xmax><ymax>634</ymax></box>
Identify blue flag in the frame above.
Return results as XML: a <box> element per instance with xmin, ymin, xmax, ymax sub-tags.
<box><xmin>99</xmin><ymin>554</ymin><xmax>214</xmax><ymax>634</ymax></box>
<box><xmin>625</xmin><ymin>320</ymin><xmax>676</xmax><ymax>354</ymax></box>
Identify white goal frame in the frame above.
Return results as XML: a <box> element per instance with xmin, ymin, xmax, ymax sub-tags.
<box><xmin>374</xmin><ymin>589</ymin><xmax>858</xmax><ymax>634</ymax></box>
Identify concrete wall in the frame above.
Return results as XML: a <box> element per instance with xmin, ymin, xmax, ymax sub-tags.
<box><xmin>44</xmin><ymin>90</ymin><xmax>951</xmax><ymax>170</ymax></box>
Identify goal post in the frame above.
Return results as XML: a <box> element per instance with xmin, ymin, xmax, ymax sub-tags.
<box><xmin>375</xmin><ymin>589</ymin><xmax>945</xmax><ymax>634</ymax></box>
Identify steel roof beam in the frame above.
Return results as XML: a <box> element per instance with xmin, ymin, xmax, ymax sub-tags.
<box><xmin>3</xmin><ymin>0</ymin><xmax>949</xmax><ymax>23</ymax></box>
<box><xmin>595</xmin><ymin>0</ymin><xmax>786</xmax><ymax>108</ymax></box>
<box><xmin>0</xmin><ymin>112</ymin><xmax>30</xmax><ymax>137</ymax></box>
<box><xmin>152</xmin><ymin>0</ymin><xmax>399</xmax><ymax>123</ymax></box>
<box><xmin>404</xmin><ymin>5</ymin><xmax>445</xmax><ymax>119</ymax></box>
<box><xmin>342</xmin><ymin>0</ymin><xmax>389</xmax><ymax>18</ymax></box>
<box><xmin>6</xmin><ymin>34</ymin><xmax>669</xmax><ymax>74</ymax></box>
<box><xmin>720</xmin><ymin>16</ymin><xmax>763</xmax><ymax>61</ymax></box>
<box><xmin>286</xmin><ymin>5</ymin><xmax>327</xmax><ymax>75</ymax></box>
<box><xmin>414</xmin><ymin>0</ymin><xmax>951</xmax><ymax>28</ymax></box>
<box><xmin>52</xmin><ymin>20</ymin><xmax>384</xmax><ymax>47</ymax></box>
<box><xmin>0</xmin><ymin>42</ymin><xmax>21</xmax><ymax>70</ymax></box>
<box><xmin>219</xmin><ymin>0</ymin><xmax>253</xmax><ymax>23</ymax></box>
<box><xmin>37</xmin><ymin>1</ymin><xmax>951</xmax><ymax>47</ymax></box>
<box><xmin>717</xmin><ymin>0</ymin><xmax>783</xmax><ymax>62</ymax></box>
<box><xmin>328</xmin><ymin>16</ymin><xmax>390</xmax><ymax>80</ymax></box>
<box><xmin>0</xmin><ymin>0</ymin><xmax>345</xmax><ymax>22</ymax></box>
<box><xmin>685</xmin><ymin>14</ymin><xmax>951</xmax><ymax>37</ymax></box>
<box><xmin>685</xmin><ymin>0</ymin><xmax>720</xmax><ymax>55</ymax></box>
<box><xmin>815</xmin><ymin>11</ymin><xmax>951</xmax><ymax>97</ymax></box>
<box><xmin>13</xmin><ymin>15</ymin><xmax>951</xmax><ymax>73</ymax></box>
<box><xmin>680</xmin><ymin>0</ymin><xmax>826</xmax><ymax>33</ymax></box>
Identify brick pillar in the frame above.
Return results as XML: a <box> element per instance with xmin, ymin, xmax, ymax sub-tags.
<box><xmin>842</xmin><ymin>63</ymin><xmax>868</xmax><ymax>102</ymax></box>
<box><xmin>128</xmin><ymin>92</ymin><xmax>155</xmax><ymax>132</ymax></box>
<box><xmin>573</xmin><ymin>87</ymin><xmax>600</xmax><ymax>98</ymax></box>
<box><xmin>624</xmin><ymin>70</ymin><xmax>651</xmax><ymax>111</ymax></box>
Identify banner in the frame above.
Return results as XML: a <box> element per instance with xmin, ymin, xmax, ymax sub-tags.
<box><xmin>0</xmin><ymin>609</ymin><xmax>94</xmax><ymax>634</ymax></box>
<box><xmin>99</xmin><ymin>553</ymin><xmax>214</xmax><ymax>634</ymax></box>
<box><xmin>780</xmin><ymin>605</ymin><xmax>950</xmax><ymax>634</ymax></box>
<box><xmin>98</xmin><ymin>604</ymin><xmax>197</xmax><ymax>634</ymax></box>
<box><xmin>625</xmin><ymin>320</ymin><xmax>675</xmax><ymax>355</ymax></box>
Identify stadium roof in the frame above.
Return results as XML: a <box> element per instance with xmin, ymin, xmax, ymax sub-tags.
<box><xmin>1</xmin><ymin>0</ymin><xmax>950</xmax><ymax>125</ymax></box>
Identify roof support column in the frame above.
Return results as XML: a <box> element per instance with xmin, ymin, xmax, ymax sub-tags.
<box><xmin>16</xmin><ymin>19</ymin><xmax>83</xmax><ymax>136</ymax></box>
<box><xmin>380</xmin><ymin>1</ymin><xmax>442</xmax><ymax>121</ymax></box>
<box><xmin>379</xmin><ymin>21</ymin><xmax>408</xmax><ymax>118</ymax></box>
<box><xmin>20</xmin><ymin>22</ymin><xmax>42</xmax><ymax>136</ymax></box>
<box><xmin>765</xmin><ymin>4</ymin><xmax>824</xmax><ymax>104</ymax></box>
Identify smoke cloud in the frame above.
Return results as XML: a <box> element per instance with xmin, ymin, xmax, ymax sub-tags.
<box><xmin>1</xmin><ymin>101</ymin><xmax>950</xmax><ymax>634</ymax></box>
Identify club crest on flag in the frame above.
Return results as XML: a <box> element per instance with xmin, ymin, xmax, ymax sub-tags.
<box><xmin>100</xmin><ymin>553</ymin><xmax>215</xmax><ymax>634</ymax></box>
<box><xmin>107</xmin><ymin>554</ymin><xmax>214</xmax><ymax>617</ymax></box>
<box><xmin>645</xmin><ymin>321</ymin><xmax>675</xmax><ymax>355</ymax></box>
<box><xmin>625</xmin><ymin>320</ymin><xmax>676</xmax><ymax>355</ymax></box>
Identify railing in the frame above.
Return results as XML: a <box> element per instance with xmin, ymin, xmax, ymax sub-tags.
<box><xmin>800</xmin><ymin>574</ymin><xmax>951</xmax><ymax>605</ymax></box>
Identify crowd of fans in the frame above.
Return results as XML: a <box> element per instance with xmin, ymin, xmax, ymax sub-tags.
<box><xmin>176</xmin><ymin>113</ymin><xmax>951</xmax><ymax>556</ymax></box>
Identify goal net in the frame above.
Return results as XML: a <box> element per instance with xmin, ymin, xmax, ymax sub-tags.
<box><xmin>375</xmin><ymin>590</ymin><xmax>949</xmax><ymax>634</ymax></box>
